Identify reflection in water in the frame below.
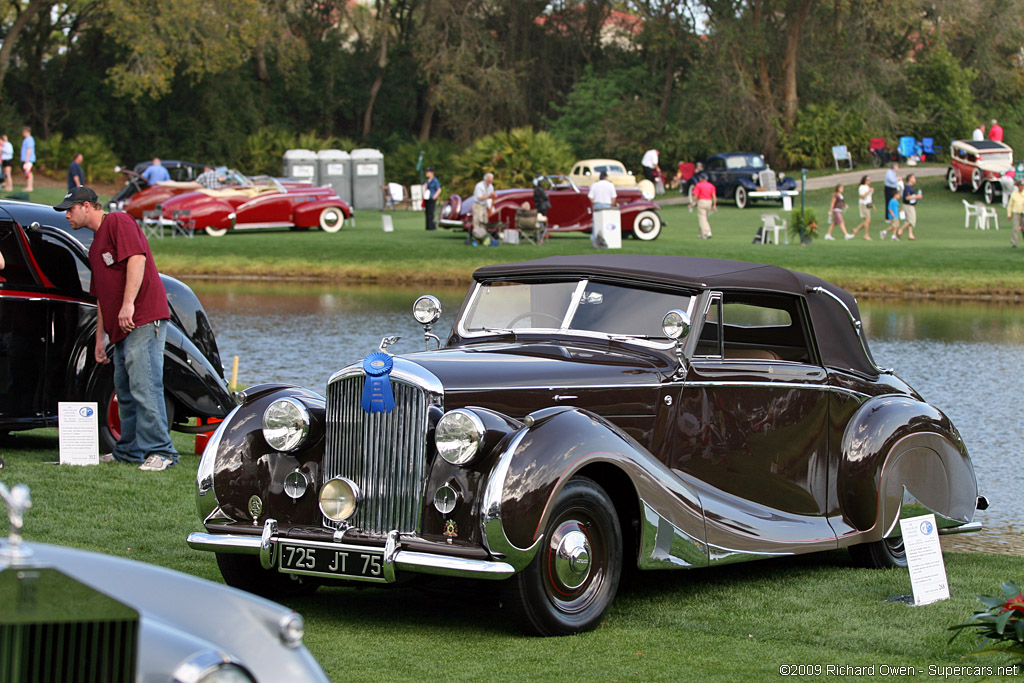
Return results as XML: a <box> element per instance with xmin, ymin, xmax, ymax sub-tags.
<box><xmin>195</xmin><ymin>282</ymin><xmax>1023</xmax><ymax>552</ymax></box>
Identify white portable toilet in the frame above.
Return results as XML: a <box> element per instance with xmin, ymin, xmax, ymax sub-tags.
<box><xmin>591</xmin><ymin>208</ymin><xmax>622</xmax><ymax>249</ymax></box>
<box><xmin>282</xmin><ymin>149</ymin><xmax>318</xmax><ymax>184</ymax></box>
<box><xmin>350</xmin><ymin>148</ymin><xmax>385</xmax><ymax>210</ymax></box>
<box><xmin>317</xmin><ymin>149</ymin><xmax>351</xmax><ymax>203</ymax></box>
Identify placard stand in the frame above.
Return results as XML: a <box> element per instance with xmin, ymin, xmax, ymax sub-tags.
<box><xmin>58</xmin><ymin>402</ymin><xmax>99</xmax><ymax>466</ymax></box>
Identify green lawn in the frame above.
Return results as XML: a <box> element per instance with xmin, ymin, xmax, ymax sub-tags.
<box><xmin>18</xmin><ymin>176</ymin><xmax>1024</xmax><ymax>296</ymax></box>
<box><xmin>2</xmin><ymin>429</ymin><xmax>1021</xmax><ymax>681</ymax></box>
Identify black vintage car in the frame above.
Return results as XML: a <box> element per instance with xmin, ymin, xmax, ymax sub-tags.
<box><xmin>109</xmin><ymin>160</ymin><xmax>210</xmax><ymax>210</ymax></box>
<box><xmin>0</xmin><ymin>200</ymin><xmax>233</xmax><ymax>452</ymax></box>
<box><xmin>700</xmin><ymin>152</ymin><xmax>798</xmax><ymax>209</ymax></box>
<box><xmin>188</xmin><ymin>255</ymin><xmax>984</xmax><ymax>636</ymax></box>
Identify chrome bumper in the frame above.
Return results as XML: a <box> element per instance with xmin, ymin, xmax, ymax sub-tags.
<box><xmin>187</xmin><ymin>528</ymin><xmax>515</xmax><ymax>582</ymax></box>
<box><xmin>439</xmin><ymin>218</ymin><xmax>465</xmax><ymax>228</ymax></box>
<box><xmin>748</xmin><ymin>190</ymin><xmax>799</xmax><ymax>199</ymax></box>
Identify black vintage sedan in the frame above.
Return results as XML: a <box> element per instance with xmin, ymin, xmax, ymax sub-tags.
<box><xmin>188</xmin><ymin>255</ymin><xmax>984</xmax><ymax>636</ymax></box>
<box><xmin>700</xmin><ymin>152</ymin><xmax>798</xmax><ymax>209</ymax></box>
<box><xmin>0</xmin><ymin>200</ymin><xmax>233</xmax><ymax>453</ymax></box>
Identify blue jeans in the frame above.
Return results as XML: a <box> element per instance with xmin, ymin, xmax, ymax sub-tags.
<box><xmin>111</xmin><ymin>320</ymin><xmax>178</xmax><ymax>464</ymax></box>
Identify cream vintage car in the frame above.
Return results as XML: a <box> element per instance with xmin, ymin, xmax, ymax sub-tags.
<box><xmin>568</xmin><ymin>159</ymin><xmax>638</xmax><ymax>188</ymax></box>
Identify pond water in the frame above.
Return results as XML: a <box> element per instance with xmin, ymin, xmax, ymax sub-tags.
<box><xmin>190</xmin><ymin>282</ymin><xmax>1023</xmax><ymax>553</ymax></box>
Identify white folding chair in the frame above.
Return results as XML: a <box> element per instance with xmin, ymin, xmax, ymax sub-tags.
<box><xmin>141</xmin><ymin>209</ymin><xmax>162</xmax><ymax>239</ymax></box>
<box><xmin>171</xmin><ymin>210</ymin><xmax>195</xmax><ymax>238</ymax></box>
<box><xmin>831</xmin><ymin>145</ymin><xmax>853</xmax><ymax>171</ymax></box>
<box><xmin>760</xmin><ymin>213</ymin><xmax>786</xmax><ymax>245</ymax></box>
<box><xmin>977</xmin><ymin>203</ymin><xmax>999</xmax><ymax>230</ymax></box>
<box><xmin>962</xmin><ymin>200</ymin><xmax>980</xmax><ymax>228</ymax></box>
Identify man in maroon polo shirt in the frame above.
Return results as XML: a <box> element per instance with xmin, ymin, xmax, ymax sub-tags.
<box><xmin>55</xmin><ymin>186</ymin><xmax>179</xmax><ymax>471</ymax></box>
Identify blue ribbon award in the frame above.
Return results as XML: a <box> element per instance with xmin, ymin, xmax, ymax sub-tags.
<box><xmin>361</xmin><ymin>352</ymin><xmax>396</xmax><ymax>414</ymax></box>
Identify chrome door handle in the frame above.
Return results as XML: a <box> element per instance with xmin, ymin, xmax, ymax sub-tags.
<box><xmin>553</xmin><ymin>394</ymin><xmax>578</xmax><ymax>401</ymax></box>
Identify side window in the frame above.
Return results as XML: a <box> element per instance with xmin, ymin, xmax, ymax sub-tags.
<box><xmin>718</xmin><ymin>294</ymin><xmax>812</xmax><ymax>362</ymax></box>
<box><xmin>33</xmin><ymin>233</ymin><xmax>90</xmax><ymax>295</ymax></box>
<box><xmin>0</xmin><ymin>223</ymin><xmax>39</xmax><ymax>287</ymax></box>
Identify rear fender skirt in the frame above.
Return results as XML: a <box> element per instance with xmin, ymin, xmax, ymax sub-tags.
<box><xmin>838</xmin><ymin>395</ymin><xmax>977</xmax><ymax>539</ymax></box>
<box><xmin>481</xmin><ymin>407</ymin><xmax>707</xmax><ymax>568</ymax></box>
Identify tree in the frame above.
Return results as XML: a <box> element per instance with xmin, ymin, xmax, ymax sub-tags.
<box><xmin>0</xmin><ymin>0</ymin><xmax>49</xmax><ymax>99</ymax></box>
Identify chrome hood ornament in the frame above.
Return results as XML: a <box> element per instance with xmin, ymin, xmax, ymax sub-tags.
<box><xmin>0</xmin><ymin>482</ymin><xmax>33</xmax><ymax>564</ymax></box>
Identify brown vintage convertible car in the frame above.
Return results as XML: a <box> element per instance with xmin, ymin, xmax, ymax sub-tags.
<box><xmin>187</xmin><ymin>255</ymin><xmax>985</xmax><ymax>636</ymax></box>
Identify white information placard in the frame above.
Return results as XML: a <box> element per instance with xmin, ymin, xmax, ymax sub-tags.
<box><xmin>899</xmin><ymin>514</ymin><xmax>950</xmax><ymax>606</ymax></box>
<box><xmin>782</xmin><ymin>196</ymin><xmax>793</xmax><ymax>212</ymax></box>
<box><xmin>356</xmin><ymin>163</ymin><xmax>379</xmax><ymax>177</ymax></box>
<box><xmin>326</xmin><ymin>163</ymin><xmax>345</xmax><ymax>175</ymax></box>
<box><xmin>58</xmin><ymin>402</ymin><xmax>99</xmax><ymax>466</ymax></box>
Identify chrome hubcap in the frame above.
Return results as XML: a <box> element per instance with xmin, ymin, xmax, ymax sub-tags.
<box><xmin>554</xmin><ymin>530</ymin><xmax>591</xmax><ymax>589</ymax></box>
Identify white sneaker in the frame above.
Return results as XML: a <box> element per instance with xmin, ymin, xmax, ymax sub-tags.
<box><xmin>98</xmin><ymin>454</ymin><xmax>115</xmax><ymax>463</ymax></box>
<box><xmin>880</xmin><ymin>230</ymin><xmax>887</xmax><ymax>239</ymax></box>
<box><xmin>824</xmin><ymin>234</ymin><xmax>835</xmax><ymax>241</ymax></box>
<box><xmin>891</xmin><ymin>234</ymin><xmax>898</xmax><ymax>241</ymax></box>
<box><xmin>845</xmin><ymin>234</ymin><xmax>854</xmax><ymax>240</ymax></box>
<box><xmin>139</xmin><ymin>455</ymin><xmax>175</xmax><ymax>471</ymax></box>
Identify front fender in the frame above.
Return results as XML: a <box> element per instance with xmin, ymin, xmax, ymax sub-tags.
<box><xmin>838</xmin><ymin>395</ymin><xmax>978</xmax><ymax>539</ymax></box>
<box><xmin>481</xmin><ymin>407</ymin><xmax>707</xmax><ymax>569</ymax></box>
<box><xmin>202</xmin><ymin>386</ymin><xmax>326</xmax><ymax>526</ymax></box>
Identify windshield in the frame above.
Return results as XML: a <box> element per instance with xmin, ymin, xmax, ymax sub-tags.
<box><xmin>725</xmin><ymin>155</ymin><xmax>767</xmax><ymax>170</ymax></box>
<box><xmin>460</xmin><ymin>279</ymin><xmax>695</xmax><ymax>342</ymax></box>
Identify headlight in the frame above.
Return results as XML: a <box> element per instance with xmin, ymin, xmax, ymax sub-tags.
<box><xmin>320</xmin><ymin>477</ymin><xmax>359</xmax><ymax>521</ymax></box>
<box><xmin>413</xmin><ymin>295</ymin><xmax>442</xmax><ymax>324</ymax></box>
<box><xmin>435</xmin><ymin>409</ymin><xmax>486</xmax><ymax>465</ymax></box>
<box><xmin>173</xmin><ymin>652</ymin><xmax>255</xmax><ymax>683</ymax></box>
<box><xmin>262</xmin><ymin>398</ymin><xmax>310</xmax><ymax>452</ymax></box>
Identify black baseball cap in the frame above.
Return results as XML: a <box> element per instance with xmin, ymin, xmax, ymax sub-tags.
<box><xmin>53</xmin><ymin>186</ymin><xmax>99</xmax><ymax>211</ymax></box>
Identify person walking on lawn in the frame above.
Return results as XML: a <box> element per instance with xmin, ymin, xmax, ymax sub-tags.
<box><xmin>55</xmin><ymin>187</ymin><xmax>179</xmax><ymax>471</ymax></box>
<box><xmin>850</xmin><ymin>176</ymin><xmax>874</xmax><ymax>240</ymax></box>
<box><xmin>1008</xmin><ymin>178</ymin><xmax>1024</xmax><ymax>248</ymax></box>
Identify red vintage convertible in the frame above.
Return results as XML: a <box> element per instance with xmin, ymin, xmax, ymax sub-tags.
<box><xmin>439</xmin><ymin>174</ymin><xmax>664</xmax><ymax>240</ymax></box>
<box><xmin>125</xmin><ymin>171</ymin><xmax>351</xmax><ymax>237</ymax></box>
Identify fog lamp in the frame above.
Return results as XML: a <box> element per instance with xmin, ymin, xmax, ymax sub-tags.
<box><xmin>320</xmin><ymin>477</ymin><xmax>359</xmax><ymax>521</ymax></box>
<box><xmin>262</xmin><ymin>398</ymin><xmax>310</xmax><ymax>452</ymax></box>
<box><xmin>435</xmin><ymin>409</ymin><xmax>485</xmax><ymax>465</ymax></box>
<box><xmin>283</xmin><ymin>470</ymin><xmax>309</xmax><ymax>500</ymax></box>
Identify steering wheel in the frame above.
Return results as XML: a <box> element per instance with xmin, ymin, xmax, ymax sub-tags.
<box><xmin>507</xmin><ymin>312</ymin><xmax>563</xmax><ymax>328</ymax></box>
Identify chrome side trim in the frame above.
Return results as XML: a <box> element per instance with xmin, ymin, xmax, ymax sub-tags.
<box><xmin>637</xmin><ymin>500</ymin><xmax>707</xmax><ymax>569</ymax></box>
<box><xmin>707</xmin><ymin>545</ymin><xmax>793</xmax><ymax>565</ymax></box>
<box><xmin>808</xmin><ymin>286</ymin><xmax>892</xmax><ymax>374</ymax></box>
<box><xmin>481</xmin><ymin>429</ymin><xmax>545</xmax><ymax>571</ymax></box>
<box><xmin>685</xmin><ymin>380</ymin><xmax>870</xmax><ymax>400</ymax></box>
<box><xmin>938</xmin><ymin>522</ymin><xmax>983</xmax><ymax>536</ymax></box>
<box><xmin>445</xmin><ymin>380</ymin><xmax>869</xmax><ymax>400</ymax></box>
<box><xmin>187</xmin><ymin>531</ymin><xmax>261</xmax><ymax>554</ymax></box>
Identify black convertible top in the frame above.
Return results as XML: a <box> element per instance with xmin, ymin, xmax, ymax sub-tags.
<box><xmin>474</xmin><ymin>255</ymin><xmax>880</xmax><ymax>377</ymax></box>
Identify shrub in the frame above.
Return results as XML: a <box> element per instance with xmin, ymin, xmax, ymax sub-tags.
<box><xmin>385</xmin><ymin>139</ymin><xmax>459</xmax><ymax>188</ymax></box>
<box><xmin>788</xmin><ymin>208</ymin><xmax>819</xmax><ymax>242</ymax></box>
<box><xmin>237</xmin><ymin>127</ymin><xmax>356</xmax><ymax>176</ymax></box>
<box><xmin>36</xmin><ymin>133</ymin><xmax>120</xmax><ymax>184</ymax></box>
<box><xmin>450</xmin><ymin>127</ymin><xmax>575</xmax><ymax>197</ymax></box>
<box><xmin>778</xmin><ymin>103</ymin><xmax>870</xmax><ymax>169</ymax></box>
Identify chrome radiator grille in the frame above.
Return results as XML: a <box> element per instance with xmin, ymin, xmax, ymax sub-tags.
<box><xmin>758</xmin><ymin>170</ymin><xmax>778</xmax><ymax>191</ymax></box>
<box><xmin>0</xmin><ymin>620</ymin><xmax>137</xmax><ymax>683</ymax></box>
<box><xmin>324</xmin><ymin>373</ymin><xmax>430</xmax><ymax>535</ymax></box>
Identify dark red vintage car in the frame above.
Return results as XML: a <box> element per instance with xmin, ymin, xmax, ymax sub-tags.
<box><xmin>186</xmin><ymin>255</ymin><xmax>985</xmax><ymax>637</ymax></box>
<box><xmin>0</xmin><ymin>200</ymin><xmax>234</xmax><ymax>454</ymax></box>
<box><xmin>439</xmin><ymin>174</ymin><xmax>664</xmax><ymax>240</ymax></box>
<box><xmin>124</xmin><ymin>172</ymin><xmax>351</xmax><ymax>237</ymax></box>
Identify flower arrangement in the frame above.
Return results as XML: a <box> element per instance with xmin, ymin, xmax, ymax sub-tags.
<box><xmin>788</xmin><ymin>208</ymin><xmax>819</xmax><ymax>243</ymax></box>
<box><xmin>949</xmin><ymin>580</ymin><xmax>1024</xmax><ymax>663</ymax></box>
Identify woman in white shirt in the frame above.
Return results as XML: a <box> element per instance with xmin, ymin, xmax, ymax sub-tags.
<box><xmin>850</xmin><ymin>175</ymin><xmax>874</xmax><ymax>240</ymax></box>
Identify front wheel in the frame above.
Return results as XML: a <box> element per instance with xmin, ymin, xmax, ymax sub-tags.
<box><xmin>631</xmin><ymin>210</ymin><xmax>662</xmax><ymax>241</ymax></box>
<box><xmin>735</xmin><ymin>186</ymin><xmax>748</xmax><ymax>209</ymax></box>
<box><xmin>500</xmin><ymin>477</ymin><xmax>622</xmax><ymax>636</ymax></box>
<box><xmin>205</xmin><ymin>226</ymin><xmax>228</xmax><ymax>237</ymax></box>
<box><xmin>216</xmin><ymin>553</ymin><xmax>320</xmax><ymax>599</ymax></box>
<box><xmin>319</xmin><ymin>206</ymin><xmax>345</xmax><ymax>232</ymax></box>
<box><xmin>984</xmin><ymin>181</ymin><xmax>999</xmax><ymax>205</ymax></box>
<box><xmin>849</xmin><ymin>536</ymin><xmax>907</xmax><ymax>569</ymax></box>
<box><xmin>947</xmin><ymin>168</ymin><xmax>960</xmax><ymax>192</ymax></box>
